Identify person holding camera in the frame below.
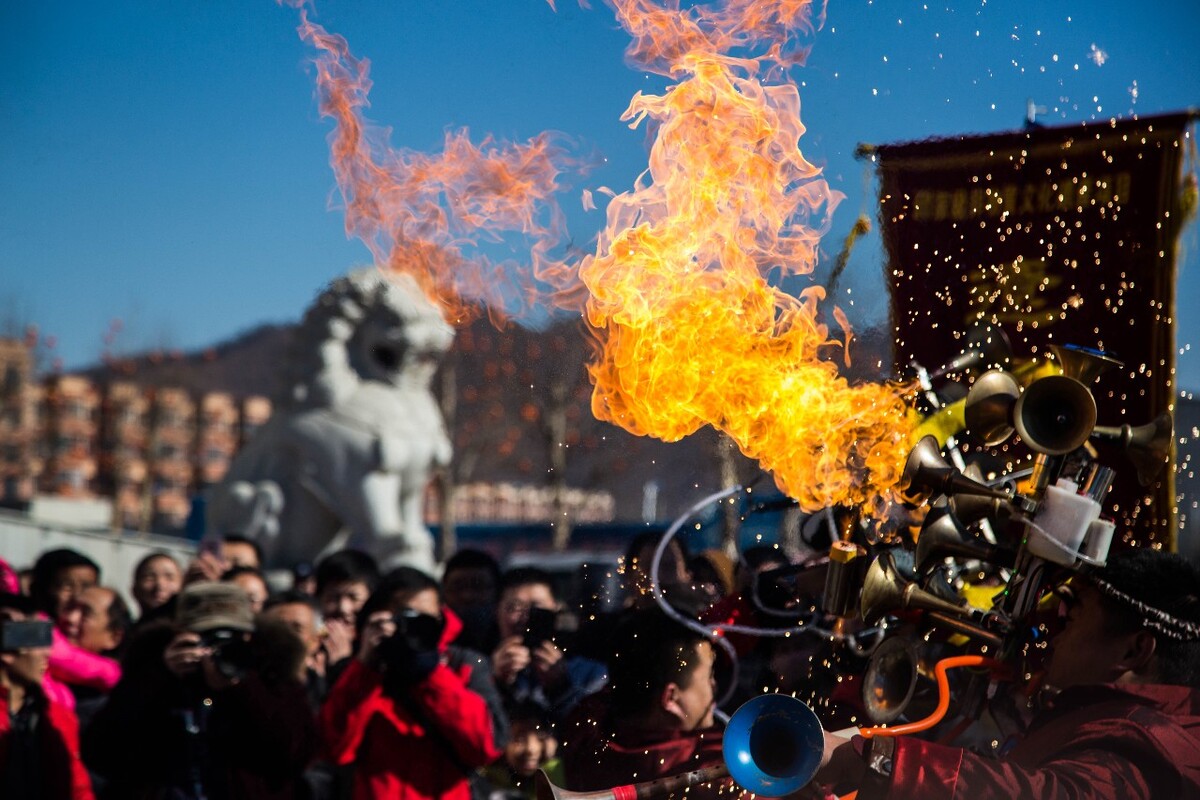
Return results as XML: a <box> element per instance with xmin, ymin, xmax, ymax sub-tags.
<box><xmin>490</xmin><ymin>568</ymin><xmax>606</xmax><ymax>726</ymax></box>
<box><xmin>83</xmin><ymin>582</ymin><xmax>318</xmax><ymax>800</ymax></box>
<box><xmin>320</xmin><ymin>567</ymin><xmax>507</xmax><ymax>800</ymax></box>
<box><xmin>0</xmin><ymin>591</ymin><xmax>94</xmax><ymax>799</ymax></box>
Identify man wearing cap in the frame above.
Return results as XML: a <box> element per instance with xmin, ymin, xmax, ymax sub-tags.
<box><xmin>83</xmin><ymin>582</ymin><xmax>318</xmax><ymax>800</ymax></box>
<box><xmin>811</xmin><ymin>547</ymin><xmax>1200</xmax><ymax>799</ymax></box>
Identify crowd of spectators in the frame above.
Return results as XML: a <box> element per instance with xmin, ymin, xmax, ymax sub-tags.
<box><xmin>3</xmin><ymin>530</ymin><xmax>1198</xmax><ymax>799</ymax></box>
<box><xmin>0</xmin><ymin>531</ymin><xmax>760</xmax><ymax>800</ymax></box>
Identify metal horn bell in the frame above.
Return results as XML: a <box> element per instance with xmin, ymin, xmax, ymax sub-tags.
<box><xmin>1092</xmin><ymin>412</ymin><xmax>1173</xmax><ymax>486</ymax></box>
<box><xmin>862</xmin><ymin>635</ymin><xmax>937</xmax><ymax>725</ymax></box>
<box><xmin>860</xmin><ymin>553</ymin><xmax>978</xmax><ymax>625</ymax></box>
<box><xmin>915</xmin><ymin>508</ymin><xmax>998</xmax><ymax>573</ymax></box>
<box><xmin>929</xmin><ymin>324</ymin><xmax>1014</xmax><ymax>379</ymax></box>
<box><xmin>964</xmin><ymin>370</ymin><xmax>1021</xmax><ymax>446</ymax></box>
<box><xmin>1013</xmin><ymin>375</ymin><xmax>1097</xmax><ymax>455</ymax></box>
<box><xmin>1049</xmin><ymin>344</ymin><xmax>1123</xmax><ymax>385</ymax></box>
<box><xmin>900</xmin><ymin>436</ymin><xmax>1013</xmax><ymax>505</ymax></box>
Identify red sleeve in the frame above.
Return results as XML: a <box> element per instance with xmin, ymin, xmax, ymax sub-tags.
<box><xmin>319</xmin><ymin>658</ymin><xmax>385</xmax><ymax>766</ymax></box>
<box><xmin>409</xmin><ymin>662</ymin><xmax>502</xmax><ymax>768</ymax></box>
<box><xmin>48</xmin><ymin>701</ymin><xmax>95</xmax><ymax>800</ymax></box>
<box><xmin>873</xmin><ymin>721</ymin><xmax>1174</xmax><ymax>800</ymax></box>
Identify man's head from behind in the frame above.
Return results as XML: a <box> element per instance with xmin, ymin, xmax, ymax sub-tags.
<box><xmin>1046</xmin><ymin>548</ymin><xmax>1200</xmax><ymax>691</ymax></box>
<box><xmin>608</xmin><ymin>609</ymin><xmax>716</xmax><ymax>731</ymax></box>
<box><xmin>443</xmin><ymin>549</ymin><xmax>501</xmax><ymax>615</ymax></box>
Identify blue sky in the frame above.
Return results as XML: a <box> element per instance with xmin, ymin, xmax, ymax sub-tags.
<box><xmin>2</xmin><ymin>1</ymin><xmax>1198</xmax><ymax>390</ymax></box>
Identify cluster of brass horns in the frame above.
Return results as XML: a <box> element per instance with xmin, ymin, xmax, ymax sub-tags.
<box><xmin>964</xmin><ymin>370</ymin><xmax>1096</xmax><ymax>456</ymax></box>
<box><xmin>959</xmin><ymin>345</ymin><xmax>1171</xmax><ymax>479</ymax></box>
<box><xmin>860</xmin><ymin>551</ymin><xmax>1004</xmax><ymax>646</ymax></box>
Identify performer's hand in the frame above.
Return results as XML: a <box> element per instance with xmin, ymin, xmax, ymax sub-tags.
<box><xmin>802</xmin><ymin>731</ymin><xmax>866</xmax><ymax>798</ymax></box>
<box><xmin>492</xmin><ymin>636</ymin><xmax>531</xmax><ymax>686</ymax></box>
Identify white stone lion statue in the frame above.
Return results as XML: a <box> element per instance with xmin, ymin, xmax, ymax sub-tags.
<box><xmin>207</xmin><ymin>267</ymin><xmax>454</xmax><ymax>572</ymax></box>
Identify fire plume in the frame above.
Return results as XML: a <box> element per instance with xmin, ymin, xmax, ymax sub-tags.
<box><xmin>290</xmin><ymin>5</ymin><xmax>585</xmax><ymax>324</ymax></box>
<box><xmin>579</xmin><ymin>0</ymin><xmax>913</xmax><ymax>509</ymax></box>
<box><xmin>284</xmin><ymin>0</ymin><xmax>915</xmax><ymax>510</ymax></box>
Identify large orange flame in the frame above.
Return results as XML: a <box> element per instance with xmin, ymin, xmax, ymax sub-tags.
<box><xmin>578</xmin><ymin>0</ymin><xmax>913</xmax><ymax>509</ymax></box>
<box><xmin>283</xmin><ymin>0</ymin><xmax>915</xmax><ymax>510</ymax></box>
<box><xmin>289</xmin><ymin>3</ymin><xmax>586</xmax><ymax>324</ymax></box>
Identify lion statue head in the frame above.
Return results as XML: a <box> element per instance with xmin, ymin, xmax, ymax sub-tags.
<box><xmin>285</xmin><ymin>267</ymin><xmax>455</xmax><ymax>410</ymax></box>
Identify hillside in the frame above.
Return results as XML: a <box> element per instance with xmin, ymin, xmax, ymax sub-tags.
<box><xmin>79</xmin><ymin>311</ymin><xmax>897</xmax><ymax>522</ymax></box>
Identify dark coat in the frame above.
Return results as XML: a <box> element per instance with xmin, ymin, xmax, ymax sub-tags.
<box><xmin>870</xmin><ymin>683</ymin><xmax>1200</xmax><ymax>799</ymax></box>
<box><xmin>560</xmin><ymin>690</ymin><xmax>728</xmax><ymax>800</ymax></box>
<box><xmin>82</xmin><ymin>620</ymin><xmax>318</xmax><ymax>800</ymax></box>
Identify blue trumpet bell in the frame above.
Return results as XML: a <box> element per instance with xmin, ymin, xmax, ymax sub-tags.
<box><xmin>722</xmin><ymin>693</ymin><xmax>824</xmax><ymax>796</ymax></box>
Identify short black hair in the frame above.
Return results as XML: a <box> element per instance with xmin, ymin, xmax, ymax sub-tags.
<box><xmin>30</xmin><ymin>549</ymin><xmax>100</xmax><ymax>615</ymax></box>
<box><xmin>104</xmin><ymin>588</ymin><xmax>133</xmax><ymax>651</ymax></box>
<box><xmin>222</xmin><ymin>534</ymin><xmax>264</xmax><ymax>566</ymax></box>
<box><xmin>315</xmin><ymin>550</ymin><xmax>381</xmax><ymax>598</ymax></box>
<box><xmin>264</xmin><ymin>589</ymin><xmax>322</xmax><ymax>616</ymax></box>
<box><xmin>607</xmin><ymin>609</ymin><xmax>711</xmax><ymax>716</ymax></box>
<box><xmin>1091</xmin><ymin>548</ymin><xmax>1200</xmax><ymax>688</ymax></box>
<box><xmin>0</xmin><ymin>592</ymin><xmax>37</xmax><ymax>618</ymax></box>
<box><xmin>499</xmin><ymin>566</ymin><xmax>558</xmax><ymax>602</ymax></box>
<box><xmin>444</xmin><ymin>549</ymin><xmax>501</xmax><ymax>583</ymax></box>
<box><xmin>221</xmin><ymin>565</ymin><xmax>267</xmax><ymax>584</ymax></box>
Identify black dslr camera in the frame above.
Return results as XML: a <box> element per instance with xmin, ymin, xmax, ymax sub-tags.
<box><xmin>200</xmin><ymin>628</ymin><xmax>254</xmax><ymax>681</ymax></box>
<box><xmin>376</xmin><ymin>609</ymin><xmax>444</xmax><ymax>688</ymax></box>
<box><xmin>379</xmin><ymin>610</ymin><xmax>442</xmax><ymax>662</ymax></box>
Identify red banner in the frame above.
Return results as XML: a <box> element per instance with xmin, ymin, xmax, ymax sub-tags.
<box><xmin>872</xmin><ymin>112</ymin><xmax>1195</xmax><ymax>549</ymax></box>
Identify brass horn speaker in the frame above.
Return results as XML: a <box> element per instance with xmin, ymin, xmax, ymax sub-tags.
<box><xmin>929</xmin><ymin>324</ymin><xmax>1014</xmax><ymax>380</ymax></box>
<box><xmin>534</xmin><ymin>694</ymin><xmax>823</xmax><ymax>800</ymax></box>
<box><xmin>915</xmin><ymin>508</ymin><xmax>998</xmax><ymax>573</ymax></box>
<box><xmin>964</xmin><ymin>370</ymin><xmax>1021</xmax><ymax>446</ymax></box>
<box><xmin>900</xmin><ymin>436</ymin><xmax>1013</xmax><ymax>505</ymax></box>
<box><xmin>862</xmin><ymin>635</ymin><xmax>937</xmax><ymax>725</ymax></box>
<box><xmin>1049</xmin><ymin>344</ymin><xmax>1123</xmax><ymax>385</ymax></box>
<box><xmin>948</xmin><ymin>492</ymin><xmax>1014</xmax><ymax>528</ymax></box>
<box><xmin>860</xmin><ymin>552</ymin><xmax>978</xmax><ymax>625</ymax></box>
<box><xmin>1092</xmin><ymin>411</ymin><xmax>1173</xmax><ymax>486</ymax></box>
<box><xmin>1013</xmin><ymin>375</ymin><xmax>1097</xmax><ymax>456</ymax></box>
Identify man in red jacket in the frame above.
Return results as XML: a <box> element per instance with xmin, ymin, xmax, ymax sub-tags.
<box><xmin>560</xmin><ymin>608</ymin><xmax>726</xmax><ymax>800</ymax></box>
<box><xmin>321</xmin><ymin>566</ymin><xmax>507</xmax><ymax>800</ymax></box>
<box><xmin>813</xmin><ymin>547</ymin><xmax>1200</xmax><ymax>799</ymax></box>
<box><xmin>0</xmin><ymin>592</ymin><xmax>94</xmax><ymax>800</ymax></box>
